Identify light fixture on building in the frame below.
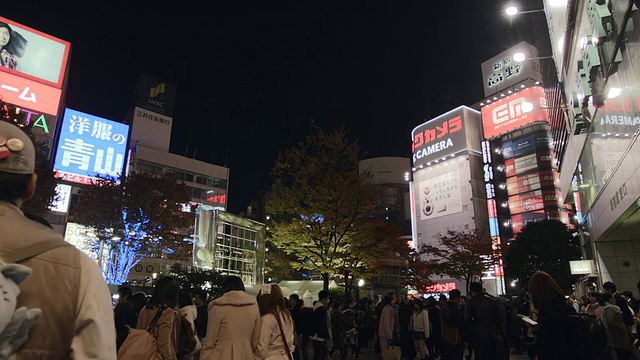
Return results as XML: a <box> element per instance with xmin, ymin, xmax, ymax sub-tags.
<box><xmin>607</xmin><ymin>87</ymin><xmax>622</xmax><ymax>99</ymax></box>
<box><xmin>513</xmin><ymin>52</ymin><xmax>553</xmax><ymax>63</ymax></box>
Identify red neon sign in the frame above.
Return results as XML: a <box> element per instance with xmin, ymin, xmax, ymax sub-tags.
<box><xmin>0</xmin><ymin>72</ymin><xmax>61</xmax><ymax>115</ymax></box>
<box><xmin>425</xmin><ymin>282</ymin><xmax>456</xmax><ymax>293</ymax></box>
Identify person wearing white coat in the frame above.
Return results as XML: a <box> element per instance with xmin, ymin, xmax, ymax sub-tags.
<box><xmin>410</xmin><ymin>299</ymin><xmax>430</xmax><ymax>360</ymax></box>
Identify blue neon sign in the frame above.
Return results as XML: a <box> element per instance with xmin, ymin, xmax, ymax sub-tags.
<box><xmin>54</xmin><ymin>108</ymin><xmax>129</xmax><ymax>185</ymax></box>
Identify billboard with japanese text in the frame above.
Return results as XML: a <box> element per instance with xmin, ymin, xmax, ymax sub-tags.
<box><xmin>481</xmin><ymin>86</ymin><xmax>549</xmax><ymax>139</ymax></box>
<box><xmin>0</xmin><ymin>71</ymin><xmax>62</xmax><ymax>115</ymax></box>
<box><xmin>417</xmin><ymin>170</ymin><xmax>462</xmax><ymax>220</ymax></box>
<box><xmin>0</xmin><ymin>16</ymin><xmax>70</xmax><ymax>88</ymax></box>
<box><xmin>130</xmin><ymin>106</ymin><xmax>172</xmax><ymax>152</ymax></box>
<box><xmin>411</xmin><ymin>107</ymin><xmax>469</xmax><ymax>167</ymax></box>
<box><xmin>481</xmin><ymin>41</ymin><xmax>543</xmax><ymax>97</ymax></box>
<box><xmin>54</xmin><ymin>108</ymin><xmax>129</xmax><ymax>185</ymax></box>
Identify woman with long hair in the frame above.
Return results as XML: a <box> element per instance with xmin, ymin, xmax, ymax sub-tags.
<box><xmin>0</xmin><ymin>22</ymin><xmax>26</xmax><ymax>70</ymax></box>
<box><xmin>527</xmin><ymin>271</ymin><xmax>575</xmax><ymax>360</ymax></box>
<box><xmin>410</xmin><ymin>299</ymin><xmax>430</xmax><ymax>360</ymax></box>
<box><xmin>201</xmin><ymin>275</ymin><xmax>261</xmax><ymax>360</ymax></box>
<box><xmin>136</xmin><ymin>276</ymin><xmax>181</xmax><ymax>360</ymax></box>
<box><xmin>255</xmin><ymin>284</ymin><xmax>295</xmax><ymax>360</ymax></box>
<box><xmin>379</xmin><ymin>293</ymin><xmax>400</xmax><ymax>360</ymax></box>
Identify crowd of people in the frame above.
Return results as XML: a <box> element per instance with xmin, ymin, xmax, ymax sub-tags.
<box><xmin>3</xmin><ymin>120</ymin><xmax>640</xmax><ymax>360</ymax></box>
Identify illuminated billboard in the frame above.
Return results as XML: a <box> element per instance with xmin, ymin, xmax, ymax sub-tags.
<box><xmin>0</xmin><ymin>16</ymin><xmax>70</xmax><ymax>88</ymax></box>
<box><xmin>135</xmin><ymin>74</ymin><xmax>176</xmax><ymax>117</ymax></box>
<box><xmin>480</xmin><ymin>41</ymin><xmax>543</xmax><ymax>97</ymax></box>
<box><xmin>0</xmin><ymin>100</ymin><xmax>56</xmax><ymax>147</ymax></box>
<box><xmin>412</xmin><ymin>106</ymin><xmax>480</xmax><ymax>168</ymax></box>
<box><xmin>54</xmin><ymin>108</ymin><xmax>129</xmax><ymax>185</ymax></box>
<box><xmin>0</xmin><ymin>71</ymin><xmax>62</xmax><ymax>115</ymax></box>
<box><xmin>417</xmin><ymin>170</ymin><xmax>462</xmax><ymax>220</ymax></box>
<box><xmin>130</xmin><ymin>106</ymin><xmax>172</xmax><ymax>152</ymax></box>
<box><xmin>481</xmin><ymin>86</ymin><xmax>548</xmax><ymax>139</ymax></box>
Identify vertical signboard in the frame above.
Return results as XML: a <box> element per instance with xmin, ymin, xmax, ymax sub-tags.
<box><xmin>53</xmin><ymin>108</ymin><xmax>129</xmax><ymax>185</ymax></box>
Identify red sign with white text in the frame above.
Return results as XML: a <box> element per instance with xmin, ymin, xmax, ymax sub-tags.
<box><xmin>425</xmin><ymin>282</ymin><xmax>456</xmax><ymax>293</ymax></box>
<box><xmin>481</xmin><ymin>86</ymin><xmax>549</xmax><ymax>139</ymax></box>
<box><xmin>0</xmin><ymin>72</ymin><xmax>61</xmax><ymax>115</ymax></box>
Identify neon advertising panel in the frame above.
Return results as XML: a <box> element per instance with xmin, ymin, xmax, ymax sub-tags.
<box><xmin>0</xmin><ymin>16</ymin><xmax>70</xmax><ymax>88</ymax></box>
<box><xmin>481</xmin><ymin>86</ymin><xmax>549</xmax><ymax>139</ymax></box>
<box><xmin>54</xmin><ymin>108</ymin><xmax>129</xmax><ymax>185</ymax></box>
<box><xmin>0</xmin><ymin>71</ymin><xmax>61</xmax><ymax>115</ymax></box>
<box><xmin>411</xmin><ymin>107</ymin><xmax>467</xmax><ymax>167</ymax></box>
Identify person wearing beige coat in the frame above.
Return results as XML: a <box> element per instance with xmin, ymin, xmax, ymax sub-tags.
<box><xmin>201</xmin><ymin>276</ymin><xmax>261</xmax><ymax>360</ymax></box>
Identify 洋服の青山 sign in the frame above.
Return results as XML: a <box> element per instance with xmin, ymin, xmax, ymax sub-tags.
<box><xmin>481</xmin><ymin>86</ymin><xmax>548</xmax><ymax>139</ymax></box>
<box><xmin>53</xmin><ymin>108</ymin><xmax>129</xmax><ymax>185</ymax></box>
<box><xmin>411</xmin><ymin>107</ymin><xmax>469</xmax><ymax>167</ymax></box>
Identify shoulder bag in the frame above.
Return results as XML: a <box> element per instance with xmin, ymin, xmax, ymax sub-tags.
<box><xmin>275</xmin><ymin>311</ymin><xmax>294</xmax><ymax>360</ymax></box>
<box><xmin>117</xmin><ymin>307</ymin><xmax>167</xmax><ymax>360</ymax></box>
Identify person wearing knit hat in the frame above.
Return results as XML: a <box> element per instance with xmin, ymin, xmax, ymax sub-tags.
<box><xmin>0</xmin><ymin>121</ymin><xmax>117</xmax><ymax>358</ymax></box>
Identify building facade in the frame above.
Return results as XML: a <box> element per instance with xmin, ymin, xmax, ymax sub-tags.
<box><xmin>409</xmin><ymin>106</ymin><xmax>497</xmax><ymax>295</ymax></box>
<box><xmin>359</xmin><ymin>157</ymin><xmax>412</xmax><ymax>295</ymax></box>
<box><xmin>541</xmin><ymin>0</ymin><xmax>640</xmax><ymax>292</ymax></box>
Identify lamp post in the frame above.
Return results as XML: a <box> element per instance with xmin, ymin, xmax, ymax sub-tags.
<box><xmin>356</xmin><ymin>279</ymin><xmax>365</xmax><ymax>301</ymax></box>
<box><xmin>506</xmin><ymin>6</ymin><xmax>545</xmax><ymax>16</ymax></box>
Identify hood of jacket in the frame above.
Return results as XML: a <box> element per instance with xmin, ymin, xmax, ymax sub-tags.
<box><xmin>313</xmin><ymin>301</ymin><xmax>326</xmax><ymax>311</ymax></box>
<box><xmin>180</xmin><ymin>304</ymin><xmax>198</xmax><ymax>320</ymax></box>
<box><xmin>212</xmin><ymin>290</ymin><xmax>257</xmax><ymax>307</ymax></box>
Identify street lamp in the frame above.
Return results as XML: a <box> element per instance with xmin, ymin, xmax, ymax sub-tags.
<box><xmin>513</xmin><ymin>52</ymin><xmax>553</xmax><ymax>63</ymax></box>
<box><xmin>505</xmin><ymin>6</ymin><xmax>545</xmax><ymax>16</ymax></box>
<box><xmin>358</xmin><ymin>279</ymin><xmax>365</xmax><ymax>287</ymax></box>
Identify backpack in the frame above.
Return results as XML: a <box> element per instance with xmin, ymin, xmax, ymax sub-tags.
<box><xmin>178</xmin><ymin>315</ymin><xmax>198</xmax><ymax>355</ymax></box>
<box><xmin>566</xmin><ymin>313</ymin><xmax>610</xmax><ymax>360</ymax></box>
<box><xmin>118</xmin><ymin>307</ymin><xmax>167</xmax><ymax>360</ymax></box>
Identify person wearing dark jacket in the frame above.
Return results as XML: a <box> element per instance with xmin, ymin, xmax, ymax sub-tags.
<box><xmin>528</xmin><ymin>271</ymin><xmax>576</xmax><ymax>360</ymax></box>
<box><xmin>465</xmin><ymin>282</ymin><xmax>506</xmax><ymax>360</ymax></box>
<box><xmin>114</xmin><ymin>286</ymin><xmax>137</xmax><ymax>350</ymax></box>
<box><xmin>441</xmin><ymin>289</ymin><xmax>465</xmax><ymax>360</ymax></box>
<box><xmin>312</xmin><ymin>290</ymin><xmax>331</xmax><ymax>360</ymax></box>
<box><xmin>194</xmin><ymin>291</ymin><xmax>208</xmax><ymax>339</ymax></box>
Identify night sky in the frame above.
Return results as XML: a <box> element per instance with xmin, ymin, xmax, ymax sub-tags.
<box><xmin>4</xmin><ymin>1</ymin><xmax>537</xmax><ymax>213</ymax></box>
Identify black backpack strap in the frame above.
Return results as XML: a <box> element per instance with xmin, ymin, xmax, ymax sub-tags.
<box><xmin>3</xmin><ymin>238</ymin><xmax>72</xmax><ymax>264</ymax></box>
<box><xmin>146</xmin><ymin>307</ymin><xmax>168</xmax><ymax>333</ymax></box>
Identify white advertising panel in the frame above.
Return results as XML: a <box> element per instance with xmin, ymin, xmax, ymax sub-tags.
<box><xmin>130</xmin><ymin>106</ymin><xmax>172</xmax><ymax>152</ymax></box>
<box><xmin>569</xmin><ymin>260</ymin><xmax>594</xmax><ymax>275</ymax></box>
<box><xmin>418</xmin><ymin>170</ymin><xmax>462</xmax><ymax>220</ymax></box>
<box><xmin>49</xmin><ymin>183</ymin><xmax>71</xmax><ymax>213</ymax></box>
<box><xmin>64</xmin><ymin>222</ymin><xmax>98</xmax><ymax>260</ymax></box>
